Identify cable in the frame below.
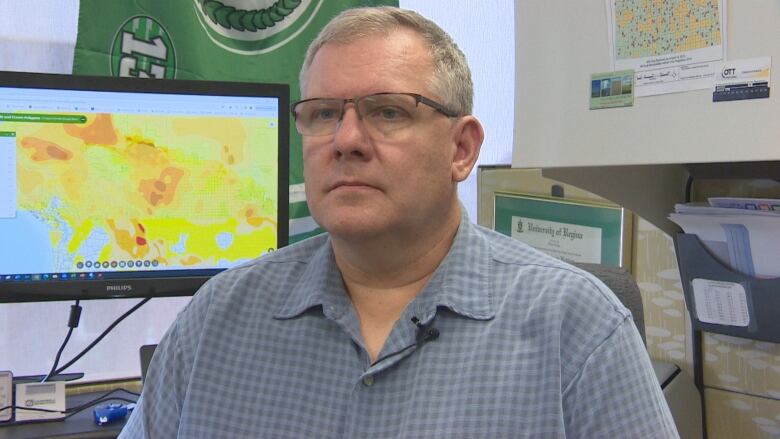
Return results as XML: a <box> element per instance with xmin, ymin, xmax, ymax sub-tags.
<box><xmin>51</xmin><ymin>297</ymin><xmax>151</xmax><ymax>378</ymax></box>
<box><xmin>371</xmin><ymin>316</ymin><xmax>440</xmax><ymax>366</ymax></box>
<box><xmin>40</xmin><ymin>328</ymin><xmax>74</xmax><ymax>383</ymax></box>
<box><xmin>65</xmin><ymin>388</ymin><xmax>140</xmax><ymax>414</ymax></box>
<box><xmin>0</xmin><ymin>398</ymin><xmax>137</xmax><ymax>426</ymax></box>
<box><xmin>0</xmin><ymin>388</ymin><xmax>140</xmax><ymax>426</ymax></box>
<box><xmin>41</xmin><ymin>300</ymin><xmax>82</xmax><ymax>383</ymax></box>
<box><xmin>0</xmin><ymin>405</ymin><xmax>63</xmax><ymax>414</ymax></box>
<box><xmin>0</xmin><ymin>405</ymin><xmax>66</xmax><ymax>428</ymax></box>
<box><xmin>40</xmin><ymin>297</ymin><xmax>151</xmax><ymax>381</ymax></box>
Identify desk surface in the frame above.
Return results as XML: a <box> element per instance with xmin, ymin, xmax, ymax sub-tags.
<box><xmin>0</xmin><ymin>392</ymin><xmax>132</xmax><ymax>439</ymax></box>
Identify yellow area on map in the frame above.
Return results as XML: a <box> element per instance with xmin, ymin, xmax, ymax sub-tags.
<box><xmin>615</xmin><ymin>0</ymin><xmax>721</xmax><ymax>59</ymax></box>
<box><xmin>11</xmin><ymin>112</ymin><xmax>278</xmax><ymax>269</ymax></box>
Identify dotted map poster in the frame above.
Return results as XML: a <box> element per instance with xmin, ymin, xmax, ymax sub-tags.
<box><xmin>607</xmin><ymin>0</ymin><xmax>726</xmax><ymax>96</ymax></box>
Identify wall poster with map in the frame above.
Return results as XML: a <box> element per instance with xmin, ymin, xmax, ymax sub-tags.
<box><xmin>606</xmin><ymin>0</ymin><xmax>727</xmax><ymax>96</ymax></box>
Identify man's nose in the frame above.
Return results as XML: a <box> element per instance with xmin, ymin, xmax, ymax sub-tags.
<box><xmin>332</xmin><ymin>106</ymin><xmax>373</xmax><ymax>160</ymax></box>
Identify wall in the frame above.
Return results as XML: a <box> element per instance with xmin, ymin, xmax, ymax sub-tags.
<box><xmin>513</xmin><ymin>0</ymin><xmax>780</xmax><ymax>168</ymax></box>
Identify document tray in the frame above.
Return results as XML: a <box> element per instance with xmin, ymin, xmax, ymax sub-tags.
<box><xmin>674</xmin><ymin>233</ymin><xmax>780</xmax><ymax>343</ymax></box>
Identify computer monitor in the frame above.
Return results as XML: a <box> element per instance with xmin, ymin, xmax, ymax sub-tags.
<box><xmin>0</xmin><ymin>71</ymin><xmax>289</xmax><ymax>303</ymax></box>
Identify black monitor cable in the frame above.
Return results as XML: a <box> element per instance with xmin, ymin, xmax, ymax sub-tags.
<box><xmin>41</xmin><ymin>297</ymin><xmax>152</xmax><ymax>382</ymax></box>
<box><xmin>41</xmin><ymin>300</ymin><xmax>82</xmax><ymax>383</ymax></box>
<box><xmin>51</xmin><ymin>297</ymin><xmax>152</xmax><ymax>379</ymax></box>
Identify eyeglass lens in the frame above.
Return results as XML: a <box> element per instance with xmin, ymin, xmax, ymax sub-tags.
<box><xmin>294</xmin><ymin>93</ymin><xmax>427</xmax><ymax>137</ymax></box>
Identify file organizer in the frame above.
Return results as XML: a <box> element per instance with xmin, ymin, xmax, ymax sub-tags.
<box><xmin>672</xmin><ymin>163</ymin><xmax>780</xmax><ymax>438</ymax></box>
<box><xmin>674</xmin><ymin>233</ymin><xmax>780</xmax><ymax>429</ymax></box>
<box><xmin>675</xmin><ymin>233</ymin><xmax>780</xmax><ymax>344</ymax></box>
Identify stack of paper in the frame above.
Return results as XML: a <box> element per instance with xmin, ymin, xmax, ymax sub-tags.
<box><xmin>709</xmin><ymin>197</ymin><xmax>780</xmax><ymax>211</ymax></box>
<box><xmin>670</xmin><ymin>197</ymin><xmax>780</xmax><ymax>278</ymax></box>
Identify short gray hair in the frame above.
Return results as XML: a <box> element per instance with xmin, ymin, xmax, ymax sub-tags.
<box><xmin>299</xmin><ymin>6</ymin><xmax>474</xmax><ymax>115</ymax></box>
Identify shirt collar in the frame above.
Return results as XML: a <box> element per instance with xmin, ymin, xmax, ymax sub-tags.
<box><xmin>274</xmin><ymin>210</ymin><xmax>496</xmax><ymax>322</ymax></box>
<box><xmin>274</xmin><ymin>237</ymin><xmax>351</xmax><ymax>319</ymax></box>
<box><xmin>408</xmin><ymin>210</ymin><xmax>495</xmax><ymax>322</ymax></box>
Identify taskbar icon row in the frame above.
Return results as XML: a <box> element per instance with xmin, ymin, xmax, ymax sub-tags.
<box><xmin>2</xmin><ymin>272</ymin><xmax>105</xmax><ymax>282</ymax></box>
<box><xmin>2</xmin><ymin>259</ymin><xmax>161</xmax><ymax>282</ymax></box>
<box><xmin>77</xmin><ymin>259</ymin><xmax>159</xmax><ymax>269</ymax></box>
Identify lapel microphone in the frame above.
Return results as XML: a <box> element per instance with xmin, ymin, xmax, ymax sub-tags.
<box><xmin>411</xmin><ymin>316</ymin><xmax>440</xmax><ymax>345</ymax></box>
<box><xmin>370</xmin><ymin>316</ymin><xmax>440</xmax><ymax>365</ymax></box>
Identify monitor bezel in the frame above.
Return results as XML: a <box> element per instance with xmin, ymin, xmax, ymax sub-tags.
<box><xmin>0</xmin><ymin>70</ymin><xmax>289</xmax><ymax>303</ymax></box>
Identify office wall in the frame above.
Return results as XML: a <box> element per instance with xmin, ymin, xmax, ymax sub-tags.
<box><xmin>513</xmin><ymin>0</ymin><xmax>780</xmax><ymax>168</ymax></box>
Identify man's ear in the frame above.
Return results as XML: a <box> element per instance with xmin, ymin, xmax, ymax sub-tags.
<box><xmin>451</xmin><ymin>116</ymin><xmax>484</xmax><ymax>182</ymax></box>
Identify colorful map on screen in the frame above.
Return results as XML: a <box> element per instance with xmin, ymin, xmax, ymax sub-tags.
<box><xmin>0</xmin><ymin>112</ymin><xmax>279</xmax><ymax>275</ymax></box>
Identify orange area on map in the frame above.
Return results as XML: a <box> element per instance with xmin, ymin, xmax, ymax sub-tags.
<box><xmin>222</xmin><ymin>144</ymin><xmax>236</xmax><ymax>165</ymax></box>
<box><xmin>674</xmin><ymin>1</ymin><xmax>690</xmax><ymax>20</ymax></box>
<box><xmin>63</xmin><ymin>113</ymin><xmax>118</xmax><ymax>145</ymax></box>
<box><xmin>242</xmin><ymin>205</ymin><xmax>276</xmax><ymax>228</ymax></box>
<box><xmin>618</xmin><ymin>9</ymin><xmax>634</xmax><ymax>28</ymax></box>
<box><xmin>20</xmin><ymin>137</ymin><xmax>73</xmax><ymax>161</ymax></box>
<box><xmin>139</xmin><ymin>167</ymin><xmax>185</xmax><ymax>209</ymax></box>
<box><xmin>181</xmin><ymin>255</ymin><xmax>202</xmax><ymax>266</ymax></box>
<box><xmin>637</xmin><ymin>18</ymin><xmax>654</xmax><ymax>35</ymax></box>
<box><xmin>126</xmin><ymin>136</ymin><xmax>170</xmax><ymax>167</ymax></box>
<box><xmin>107</xmin><ymin>219</ymin><xmax>150</xmax><ymax>258</ymax></box>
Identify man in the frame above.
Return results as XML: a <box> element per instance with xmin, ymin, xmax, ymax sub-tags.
<box><xmin>121</xmin><ymin>7</ymin><xmax>678</xmax><ymax>438</ymax></box>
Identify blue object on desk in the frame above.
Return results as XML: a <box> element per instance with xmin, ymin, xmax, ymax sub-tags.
<box><xmin>94</xmin><ymin>403</ymin><xmax>132</xmax><ymax>426</ymax></box>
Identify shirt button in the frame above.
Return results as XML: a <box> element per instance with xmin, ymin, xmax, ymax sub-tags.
<box><xmin>362</xmin><ymin>375</ymin><xmax>375</xmax><ymax>387</ymax></box>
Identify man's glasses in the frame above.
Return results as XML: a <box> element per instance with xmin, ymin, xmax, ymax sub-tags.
<box><xmin>291</xmin><ymin>92</ymin><xmax>459</xmax><ymax>137</ymax></box>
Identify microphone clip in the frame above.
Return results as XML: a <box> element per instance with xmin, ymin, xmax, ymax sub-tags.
<box><xmin>411</xmin><ymin>316</ymin><xmax>440</xmax><ymax>344</ymax></box>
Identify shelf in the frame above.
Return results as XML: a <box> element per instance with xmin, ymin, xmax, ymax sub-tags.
<box><xmin>541</xmin><ymin>161</ymin><xmax>780</xmax><ymax>237</ymax></box>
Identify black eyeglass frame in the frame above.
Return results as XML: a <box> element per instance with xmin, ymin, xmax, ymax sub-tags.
<box><xmin>291</xmin><ymin>92</ymin><xmax>460</xmax><ymax>122</ymax></box>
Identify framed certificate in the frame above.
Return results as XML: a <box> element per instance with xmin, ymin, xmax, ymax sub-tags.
<box><xmin>478</xmin><ymin>166</ymin><xmax>633</xmax><ymax>269</ymax></box>
<box><xmin>494</xmin><ymin>193</ymin><xmax>627</xmax><ymax>266</ymax></box>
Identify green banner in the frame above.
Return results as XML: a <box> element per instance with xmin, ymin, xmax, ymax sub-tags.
<box><xmin>0</xmin><ymin>113</ymin><xmax>86</xmax><ymax>124</ymax></box>
<box><xmin>73</xmin><ymin>0</ymin><xmax>397</xmax><ymax>241</ymax></box>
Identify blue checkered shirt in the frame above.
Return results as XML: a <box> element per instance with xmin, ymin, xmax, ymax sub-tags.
<box><xmin>120</xmin><ymin>217</ymin><xmax>678</xmax><ymax>438</ymax></box>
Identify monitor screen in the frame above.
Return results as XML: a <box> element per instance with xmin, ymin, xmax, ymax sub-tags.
<box><xmin>0</xmin><ymin>71</ymin><xmax>289</xmax><ymax>302</ymax></box>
